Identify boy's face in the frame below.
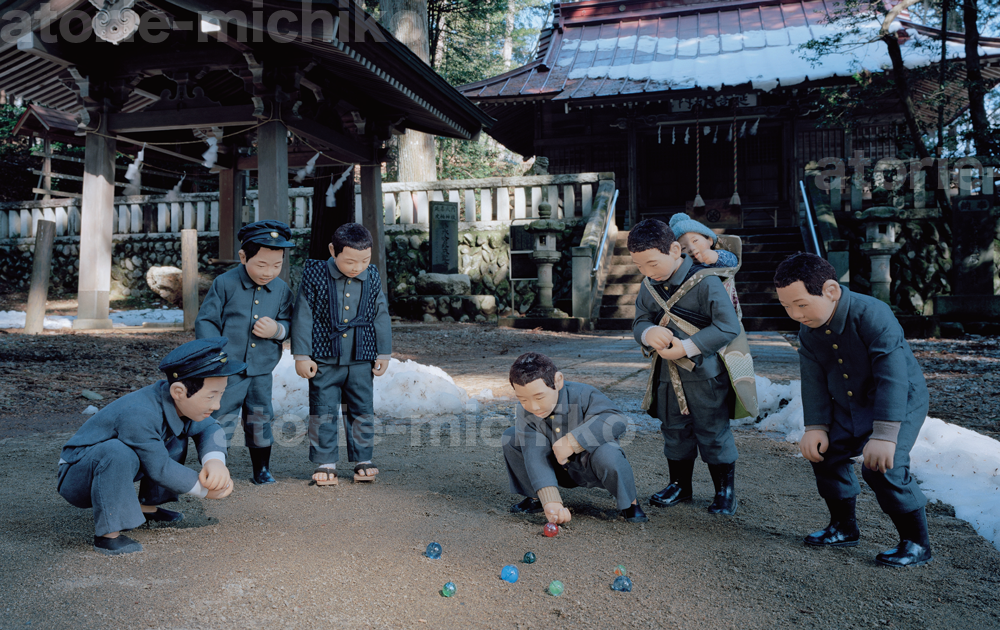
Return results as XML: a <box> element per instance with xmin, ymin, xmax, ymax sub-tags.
<box><xmin>239</xmin><ymin>246</ymin><xmax>285</xmax><ymax>286</ymax></box>
<box><xmin>677</xmin><ymin>233</ymin><xmax>714</xmax><ymax>265</ymax></box>
<box><xmin>776</xmin><ymin>280</ymin><xmax>841</xmax><ymax>328</ymax></box>
<box><xmin>330</xmin><ymin>244</ymin><xmax>371</xmax><ymax>278</ymax></box>
<box><xmin>512</xmin><ymin>373</ymin><xmax>564</xmax><ymax>419</ymax></box>
<box><xmin>630</xmin><ymin>242</ymin><xmax>682</xmax><ymax>282</ymax></box>
<box><xmin>170</xmin><ymin>376</ymin><xmax>228</xmax><ymax>422</ymax></box>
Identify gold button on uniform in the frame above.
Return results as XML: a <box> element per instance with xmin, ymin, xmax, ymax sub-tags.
<box><xmin>254</xmin><ymin>314</ymin><xmax>259</xmax><ymax>319</ymax></box>
<box><xmin>346</xmin><ymin>293</ymin><xmax>350</xmax><ymax>298</ymax></box>
<box><xmin>344</xmin><ymin>318</ymin><xmax>349</xmax><ymax>323</ymax></box>
<box><xmin>555</xmin><ymin>427</ymin><xmax>561</xmax><ymax>433</ymax></box>
<box><xmin>825</xmin><ymin>330</ymin><xmax>831</xmax><ymax>335</ymax></box>
<box><xmin>251</xmin><ymin>343</ymin><xmax>256</xmax><ymax>348</ymax></box>
<box><xmin>847</xmin><ymin>391</ymin><xmax>853</xmax><ymax>397</ymax></box>
<box><xmin>347</xmin><ymin>280</ymin><xmax>351</xmax><ymax>284</ymax></box>
<box><xmin>255</xmin><ymin>300</ymin><xmax>259</xmax><ymax>304</ymax></box>
<box><xmin>342</xmin><ymin>333</ymin><xmax>348</xmax><ymax>338</ymax></box>
<box><xmin>838</xmin><ymin>359</ymin><xmax>844</xmax><ymax>364</ymax></box>
<box><xmin>832</xmin><ymin>344</ymin><xmax>838</xmax><ymax>349</ymax></box>
<box><xmin>843</xmin><ymin>374</ymin><xmax>849</xmax><ymax>379</ymax></box>
<box><xmin>345</xmin><ymin>305</ymin><xmax>350</xmax><ymax>310</ymax></box>
<box><xmin>256</xmin><ymin>287</ymin><xmax>261</xmax><ymax>291</ymax></box>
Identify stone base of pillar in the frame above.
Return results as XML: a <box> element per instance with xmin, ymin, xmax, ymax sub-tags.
<box><xmin>72</xmin><ymin>318</ymin><xmax>114</xmax><ymax>330</ymax></box>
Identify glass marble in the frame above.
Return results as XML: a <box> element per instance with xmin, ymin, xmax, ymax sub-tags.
<box><xmin>614</xmin><ymin>565</ymin><xmax>627</xmax><ymax>577</ymax></box>
<box><xmin>611</xmin><ymin>575</ymin><xmax>633</xmax><ymax>592</ymax></box>
<box><xmin>441</xmin><ymin>582</ymin><xmax>456</xmax><ymax>597</ymax></box>
<box><xmin>543</xmin><ymin>523</ymin><xmax>559</xmax><ymax>537</ymax></box>
<box><xmin>523</xmin><ymin>551</ymin><xmax>537</xmax><ymax>564</ymax></box>
<box><xmin>501</xmin><ymin>564</ymin><xmax>519</xmax><ymax>583</ymax></box>
<box><xmin>547</xmin><ymin>580</ymin><xmax>564</xmax><ymax>596</ymax></box>
<box><xmin>425</xmin><ymin>542</ymin><xmax>442</xmax><ymax>559</ymax></box>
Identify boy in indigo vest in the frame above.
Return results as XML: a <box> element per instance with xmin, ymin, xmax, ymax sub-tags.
<box><xmin>775</xmin><ymin>253</ymin><xmax>932</xmax><ymax>567</ymax></box>
<box><xmin>57</xmin><ymin>338</ymin><xmax>243</xmax><ymax>555</ymax></box>
<box><xmin>503</xmin><ymin>352</ymin><xmax>648</xmax><ymax>524</ymax></box>
<box><xmin>195</xmin><ymin>220</ymin><xmax>295</xmax><ymax>485</ymax></box>
<box><xmin>629</xmin><ymin>219</ymin><xmax>742</xmax><ymax>515</ymax></box>
<box><xmin>292</xmin><ymin>223</ymin><xmax>391</xmax><ymax>485</ymax></box>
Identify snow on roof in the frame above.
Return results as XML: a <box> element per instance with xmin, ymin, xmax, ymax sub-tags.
<box><xmin>461</xmin><ymin>0</ymin><xmax>1000</xmax><ymax>101</ymax></box>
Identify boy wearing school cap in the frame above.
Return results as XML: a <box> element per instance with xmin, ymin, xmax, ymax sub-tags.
<box><xmin>57</xmin><ymin>338</ymin><xmax>244</xmax><ymax>556</ymax></box>
<box><xmin>292</xmin><ymin>223</ymin><xmax>391</xmax><ymax>485</ymax></box>
<box><xmin>195</xmin><ymin>220</ymin><xmax>295</xmax><ymax>484</ymax></box>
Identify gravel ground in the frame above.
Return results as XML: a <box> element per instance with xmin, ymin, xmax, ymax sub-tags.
<box><xmin>1</xmin><ymin>304</ymin><xmax>999</xmax><ymax>629</ymax></box>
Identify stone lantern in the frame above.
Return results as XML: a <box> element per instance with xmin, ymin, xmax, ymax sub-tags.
<box><xmin>857</xmin><ymin>206</ymin><xmax>903</xmax><ymax>304</ymax></box>
<box><xmin>524</xmin><ymin>201</ymin><xmax>569</xmax><ymax>318</ymax></box>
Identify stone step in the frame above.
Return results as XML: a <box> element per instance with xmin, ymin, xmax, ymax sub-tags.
<box><xmin>602</xmin><ymin>293</ymin><xmax>639</xmax><ymax>306</ymax></box>
<box><xmin>601</xmin><ymin>283</ymin><xmax>641</xmax><ymax>296</ymax></box>
<box><xmin>606</xmin><ymin>272</ymin><xmax>646</xmax><ymax>284</ymax></box>
<box><xmin>600</xmin><ymin>305</ymin><xmax>636</xmax><ymax>319</ymax></box>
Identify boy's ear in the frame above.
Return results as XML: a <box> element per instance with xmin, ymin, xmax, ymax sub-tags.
<box><xmin>554</xmin><ymin>372</ymin><xmax>564</xmax><ymax>391</ymax></box>
<box><xmin>238</xmin><ymin>249</ymin><xmax>248</xmax><ymax>265</ymax></box>
<box><xmin>328</xmin><ymin>243</ymin><xmax>336</xmax><ymax>258</ymax></box>
<box><xmin>822</xmin><ymin>279</ymin><xmax>842</xmax><ymax>300</ymax></box>
<box><xmin>669</xmin><ymin>241</ymin><xmax>683</xmax><ymax>257</ymax></box>
<box><xmin>169</xmin><ymin>381</ymin><xmax>188</xmax><ymax>403</ymax></box>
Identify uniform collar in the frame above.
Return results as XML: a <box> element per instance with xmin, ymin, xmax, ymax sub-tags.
<box><xmin>648</xmin><ymin>254</ymin><xmax>693</xmax><ymax>288</ymax></box>
<box><xmin>238</xmin><ymin>264</ymin><xmax>272</xmax><ymax>292</ymax></box>
<box><xmin>822</xmin><ymin>284</ymin><xmax>851</xmax><ymax>335</ymax></box>
<box><xmin>327</xmin><ymin>257</ymin><xmax>369</xmax><ymax>282</ymax></box>
<box><xmin>157</xmin><ymin>380</ymin><xmax>187</xmax><ymax>434</ymax></box>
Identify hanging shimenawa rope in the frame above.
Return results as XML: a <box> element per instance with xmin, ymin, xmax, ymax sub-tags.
<box><xmin>730</xmin><ymin>109</ymin><xmax>741</xmax><ymax>207</ymax></box>
<box><xmin>693</xmin><ymin>106</ymin><xmax>705</xmax><ymax>208</ymax></box>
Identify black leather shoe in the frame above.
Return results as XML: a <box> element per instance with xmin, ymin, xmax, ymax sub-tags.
<box><xmin>804</xmin><ymin>522</ymin><xmax>861</xmax><ymax>547</ymax></box>
<box><xmin>649</xmin><ymin>459</ymin><xmax>695</xmax><ymax>507</ymax></box>
<box><xmin>707</xmin><ymin>463</ymin><xmax>737</xmax><ymax>515</ymax></box>
<box><xmin>143</xmin><ymin>507</ymin><xmax>183</xmax><ymax>523</ymax></box>
<box><xmin>250</xmin><ymin>447</ymin><xmax>277</xmax><ymax>485</ymax></box>
<box><xmin>876</xmin><ymin>540</ymin><xmax>933</xmax><ymax>567</ymax></box>
<box><xmin>510</xmin><ymin>497</ymin><xmax>543</xmax><ymax>514</ymax></box>
<box><xmin>93</xmin><ymin>534</ymin><xmax>143</xmax><ymax>556</ymax></box>
<box><xmin>622</xmin><ymin>503</ymin><xmax>648</xmax><ymax>523</ymax></box>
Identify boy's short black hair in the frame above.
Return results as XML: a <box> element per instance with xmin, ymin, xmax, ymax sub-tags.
<box><xmin>627</xmin><ymin>219</ymin><xmax>676</xmax><ymax>255</ymax></box>
<box><xmin>332</xmin><ymin>223</ymin><xmax>373</xmax><ymax>256</ymax></box>
<box><xmin>166</xmin><ymin>376</ymin><xmax>205</xmax><ymax>398</ymax></box>
<box><xmin>509</xmin><ymin>352</ymin><xmax>558</xmax><ymax>389</ymax></box>
<box><xmin>241</xmin><ymin>241</ymin><xmax>285</xmax><ymax>261</ymax></box>
<box><xmin>774</xmin><ymin>252</ymin><xmax>838</xmax><ymax>296</ymax></box>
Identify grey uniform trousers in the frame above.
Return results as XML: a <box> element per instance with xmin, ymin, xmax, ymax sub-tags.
<box><xmin>812</xmin><ymin>406</ymin><xmax>929</xmax><ymax>515</ymax></box>
<box><xmin>502</xmin><ymin>426</ymin><xmax>638</xmax><ymax>510</ymax></box>
<box><xmin>57</xmin><ymin>438</ymin><xmax>186</xmax><ymax>537</ymax></box>
<box><xmin>216</xmin><ymin>372</ymin><xmax>275</xmax><ymax>449</ymax></box>
<box><xmin>308</xmin><ymin>359</ymin><xmax>375</xmax><ymax>464</ymax></box>
<box><xmin>657</xmin><ymin>371</ymin><xmax>738</xmax><ymax>465</ymax></box>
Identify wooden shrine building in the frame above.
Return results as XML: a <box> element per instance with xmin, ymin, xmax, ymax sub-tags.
<box><xmin>461</xmin><ymin>0</ymin><xmax>1000</xmax><ymax>230</ymax></box>
<box><xmin>0</xmin><ymin>0</ymin><xmax>491</xmax><ymax>328</ymax></box>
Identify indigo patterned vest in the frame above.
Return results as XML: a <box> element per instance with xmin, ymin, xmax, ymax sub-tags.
<box><xmin>300</xmin><ymin>260</ymin><xmax>380</xmax><ymax>360</ymax></box>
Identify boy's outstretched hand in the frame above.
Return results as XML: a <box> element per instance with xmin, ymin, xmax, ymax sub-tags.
<box><xmin>205</xmin><ymin>480</ymin><xmax>234</xmax><ymax>500</ymax></box>
<box><xmin>863</xmin><ymin>439</ymin><xmax>895</xmax><ymax>473</ymax></box>
<box><xmin>199</xmin><ymin>459</ymin><xmax>231</xmax><ymax>491</ymax></box>
<box><xmin>543</xmin><ymin>502</ymin><xmax>572</xmax><ymax>524</ymax></box>
<box><xmin>800</xmin><ymin>429</ymin><xmax>829</xmax><ymax>462</ymax></box>
<box><xmin>296</xmin><ymin>359</ymin><xmax>318</xmax><ymax>379</ymax></box>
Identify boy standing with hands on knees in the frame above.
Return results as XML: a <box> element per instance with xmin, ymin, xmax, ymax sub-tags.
<box><xmin>293</xmin><ymin>223</ymin><xmax>391</xmax><ymax>485</ymax></box>
<box><xmin>775</xmin><ymin>253</ymin><xmax>932</xmax><ymax>567</ymax></box>
<box><xmin>503</xmin><ymin>352</ymin><xmax>647</xmax><ymax>524</ymax></box>
<box><xmin>195</xmin><ymin>220</ymin><xmax>296</xmax><ymax>485</ymax></box>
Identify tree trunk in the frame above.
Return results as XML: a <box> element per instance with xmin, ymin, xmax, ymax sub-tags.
<box><xmin>962</xmin><ymin>0</ymin><xmax>996</xmax><ymax>158</ymax></box>
<box><xmin>503</xmin><ymin>0</ymin><xmax>515</xmax><ymax>70</ymax></box>
<box><xmin>380</xmin><ymin>0</ymin><xmax>437</xmax><ymax>183</ymax></box>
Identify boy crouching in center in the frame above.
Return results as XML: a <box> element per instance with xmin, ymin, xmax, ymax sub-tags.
<box><xmin>502</xmin><ymin>352</ymin><xmax>647</xmax><ymax>524</ymax></box>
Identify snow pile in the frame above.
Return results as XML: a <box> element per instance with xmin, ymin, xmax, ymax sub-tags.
<box><xmin>744</xmin><ymin>375</ymin><xmax>805</xmax><ymax>443</ymax></box>
<box><xmin>270</xmin><ymin>350</ymin><xmax>479</xmax><ymax>420</ymax></box>
<box><xmin>910</xmin><ymin>419</ymin><xmax>1000</xmax><ymax>550</ymax></box>
<box><xmin>0</xmin><ymin>309</ymin><xmax>182</xmax><ymax>329</ymax></box>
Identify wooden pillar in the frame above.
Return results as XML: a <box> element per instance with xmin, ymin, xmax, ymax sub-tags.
<box><xmin>626</xmin><ymin>111</ymin><xmax>637</xmax><ymax>229</ymax></box>
<box><xmin>257</xmin><ymin>120</ymin><xmax>289</xmax><ymax>281</ymax></box>
<box><xmin>73</xmin><ymin>122</ymin><xmax>115</xmax><ymax>330</ymax></box>
<box><xmin>218</xmin><ymin>166</ymin><xmax>243</xmax><ymax>261</ymax></box>
<box><xmin>181</xmin><ymin>229</ymin><xmax>199</xmax><ymax>331</ymax></box>
<box><xmin>42</xmin><ymin>138</ymin><xmax>52</xmax><ymax>200</ymax></box>
<box><xmin>360</xmin><ymin>165</ymin><xmax>387</xmax><ymax>295</ymax></box>
<box><xmin>24</xmin><ymin>219</ymin><xmax>56</xmax><ymax>335</ymax></box>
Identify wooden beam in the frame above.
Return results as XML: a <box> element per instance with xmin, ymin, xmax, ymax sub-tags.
<box><xmin>283</xmin><ymin>116</ymin><xmax>374</xmax><ymax>165</ymax></box>
<box><xmin>237</xmin><ymin>150</ymin><xmax>353</xmax><ymax>172</ymax></box>
<box><xmin>16</xmin><ymin>32</ymin><xmax>72</xmax><ymax>66</ymax></box>
<box><xmin>108</xmin><ymin>105</ymin><xmax>258</xmax><ymax>133</ymax></box>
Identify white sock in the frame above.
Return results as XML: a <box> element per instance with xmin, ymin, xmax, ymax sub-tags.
<box><xmin>318</xmin><ymin>463</ymin><xmax>336</xmax><ymax>470</ymax></box>
<box><xmin>358</xmin><ymin>460</ymin><xmax>372</xmax><ymax>465</ymax></box>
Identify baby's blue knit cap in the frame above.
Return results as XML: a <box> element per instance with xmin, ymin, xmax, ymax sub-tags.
<box><xmin>668</xmin><ymin>213</ymin><xmax>717</xmax><ymax>243</ymax></box>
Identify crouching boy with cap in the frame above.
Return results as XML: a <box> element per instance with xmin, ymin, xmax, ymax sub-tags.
<box><xmin>57</xmin><ymin>338</ymin><xmax>245</xmax><ymax>555</ymax></box>
<box><xmin>195</xmin><ymin>220</ymin><xmax>295</xmax><ymax>484</ymax></box>
<box><xmin>503</xmin><ymin>352</ymin><xmax>647</xmax><ymax>524</ymax></box>
<box><xmin>775</xmin><ymin>253</ymin><xmax>932</xmax><ymax>567</ymax></box>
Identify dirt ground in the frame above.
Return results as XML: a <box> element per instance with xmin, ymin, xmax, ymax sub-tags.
<box><xmin>1</xmin><ymin>294</ymin><xmax>999</xmax><ymax>629</ymax></box>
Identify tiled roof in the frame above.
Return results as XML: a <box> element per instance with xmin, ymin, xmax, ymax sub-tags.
<box><xmin>460</xmin><ymin>0</ymin><xmax>1000</xmax><ymax>102</ymax></box>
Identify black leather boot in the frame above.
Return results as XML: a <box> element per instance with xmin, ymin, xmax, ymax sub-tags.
<box><xmin>804</xmin><ymin>497</ymin><xmax>860</xmax><ymax>547</ymax></box>
<box><xmin>876</xmin><ymin>507</ymin><xmax>933</xmax><ymax>567</ymax></box>
<box><xmin>621</xmin><ymin>503</ymin><xmax>648</xmax><ymax>523</ymax></box>
<box><xmin>249</xmin><ymin>447</ymin><xmax>276</xmax><ymax>485</ymax></box>
<box><xmin>706</xmin><ymin>463</ymin><xmax>737</xmax><ymax>515</ymax></box>
<box><xmin>650</xmin><ymin>459</ymin><xmax>694</xmax><ymax>507</ymax></box>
